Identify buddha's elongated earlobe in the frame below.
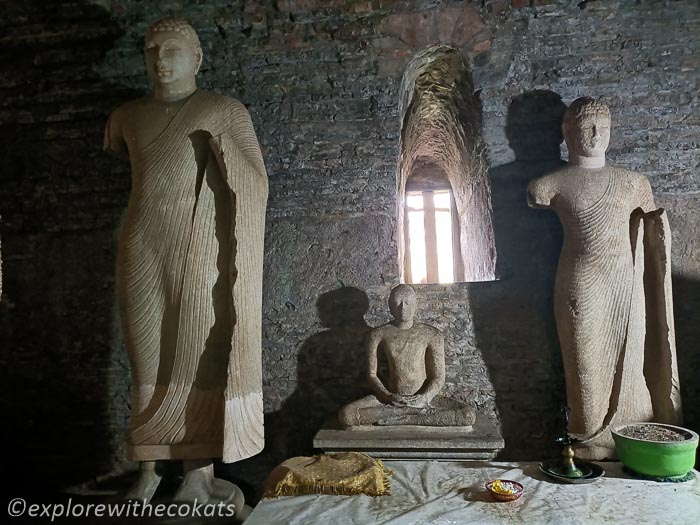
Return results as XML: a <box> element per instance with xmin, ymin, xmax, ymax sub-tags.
<box><xmin>194</xmin><ymin>48</ymin><xmax>203</xmax><ymax>75</ymax></box>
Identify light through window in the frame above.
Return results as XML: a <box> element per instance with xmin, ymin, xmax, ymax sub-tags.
<box><xmin>405</xmin><ymin>190</ymin><xmax>455</xmax><ymax>284</ymax></box>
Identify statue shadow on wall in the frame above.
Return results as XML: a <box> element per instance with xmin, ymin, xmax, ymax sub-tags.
<box><xmin>0</xmin><ymin>0</ymin><xmax>145</xmax><ymax>495</ymax></box>
<box><xmin>264</xmin><ymin>286</ymin><xmax>371</xmax><ymax>466</ymax></box>
<box><xmin>469</xmin><ymin>90</ymin><xmax>567</xmax><ymax>459</ymax></box>
<box><xmin>672</xmin><ymin>275</ymin><xmax>700</xmax><ymax>454</ymax></box>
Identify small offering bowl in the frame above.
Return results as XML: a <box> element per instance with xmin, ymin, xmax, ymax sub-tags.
<box><xmin>485</xmin><ymin>479</ymin><xmax>524</xmax><ymax>502</ymax></box>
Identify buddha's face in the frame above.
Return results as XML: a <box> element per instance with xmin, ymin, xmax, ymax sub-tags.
<box><xmin>565</xmin><ymin>113</ymin><xmax>611</xmax><ymax>158</ymax></box>
<box><xmin>144</xmin><ymin>31</ymin><xmax>201</xmax><ymax>86</ymax></box>
<box><xmin>389</xmin><ymin>288</ymin><xmax>416</xmax><ymax>323</ymax></box>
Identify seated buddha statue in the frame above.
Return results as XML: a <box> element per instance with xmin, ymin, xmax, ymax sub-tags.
<box><xmin>338</xmin><ymin>284</ymin><xmax>475</xmax><ymax>428</ymax></box>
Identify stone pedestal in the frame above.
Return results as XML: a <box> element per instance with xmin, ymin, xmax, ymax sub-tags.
<box><xmin>313</xmin><ymin>411</ymin><xmax>503</xmax><ymax>460</ymax></box>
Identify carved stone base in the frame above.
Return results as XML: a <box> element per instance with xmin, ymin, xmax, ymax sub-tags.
<box><xmin>313</xmin><ymin>411</ymin><xmax>504</xmax><ymax>460</ymax></box>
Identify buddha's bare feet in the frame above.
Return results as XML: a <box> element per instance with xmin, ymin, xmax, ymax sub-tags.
<box><xmin>237</xmin><ymin>504</ymin><xmax>253</xmax><ymax>523</ymax></box>
<box><xmin>124</xmin><ymin>461</ymin><xmax>163</xmax><ymax>503</ymax></box>
<box><xmin>173</xmin><ymin>460</ymin><xmax>215</xmax><ymax>504</ymax></box>
<box><xmin>174</xmin><ymin>460</ymin><xmax>245</xmax><ymax>518</ymax></box>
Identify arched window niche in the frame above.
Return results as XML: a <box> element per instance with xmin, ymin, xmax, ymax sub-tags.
<box><xmin>398</xmin><ymin>45</ymin><xmax>497</xmax><ymax>284</ymax></box>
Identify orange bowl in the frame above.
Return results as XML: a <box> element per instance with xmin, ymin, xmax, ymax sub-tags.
<box><xmin>485</xmin><ymin>479</ymin><xmax>524</xmax><ymax>502</ymax></box>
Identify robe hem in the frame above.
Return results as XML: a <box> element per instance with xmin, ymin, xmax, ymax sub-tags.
<box><xmin>128</xmin><ymin>443</ymin><xmax>222</xmax><ymax>462</ymax></box>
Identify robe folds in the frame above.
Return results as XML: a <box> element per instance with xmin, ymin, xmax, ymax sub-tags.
<box><xmin>528</xmin><ymin>168</ymin><xmax>682</xmax><ymax>459</ymax></box>
<box><xmin>104</xmin><ymin>90</ymin><xmax>267</xmax><ymax>463</ymax></box>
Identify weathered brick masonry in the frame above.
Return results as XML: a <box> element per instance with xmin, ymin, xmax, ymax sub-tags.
<box><xmin>1</xmin><ymin>0</ymin><xmax>698</xmax><ymax>492</ymax></box>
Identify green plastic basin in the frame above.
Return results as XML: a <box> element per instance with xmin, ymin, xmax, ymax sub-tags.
<box><xmin>612</xmin><ymin>423</ymin><xmax>698</xmax><ymax>478</ymax></box>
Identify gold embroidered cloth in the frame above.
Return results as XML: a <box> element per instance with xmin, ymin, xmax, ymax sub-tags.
<box><xmin>263</xmin><ymin>452</ymin><xmax>393</xmax><ymax>498</ymax></box>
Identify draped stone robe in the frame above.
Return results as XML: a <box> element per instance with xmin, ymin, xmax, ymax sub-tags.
<box><xmin>528</xmin><ymin>166</ymin><xmax>682</xmax><ymax>459</ymax></box>
<box><xmin>104</xmin><ymin>90</ymin><xmax>267</xmax><ymax>463</ymax></box>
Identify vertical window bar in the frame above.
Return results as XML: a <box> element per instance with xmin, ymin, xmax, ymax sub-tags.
<box><xmin>423</xmin><ymin>191</ymin><xmax>439</xmax><ymax>283</ymax></box>
<box><xmin>434</xmin><ymin>191</ymin><xmax>455</xmax><ymax>283</ymax></box>
<box><xmin>450</xmin><ymin>190</ymin><xmax>464</xmax><ymax>282</ymax></box>
<box><xmin>403</xmin><ymin>196</ymin><xmax>412</xmax><ymax>283</ymax></box>
<box><xmin>406</xmin><ymin>193</ymin><xmax>427</xmax><ymax>284</ymax></box>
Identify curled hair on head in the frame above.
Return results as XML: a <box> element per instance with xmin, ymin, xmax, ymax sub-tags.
<box><xmin>145</xmin><ymin>17</ymin><xmax>201</xmax><ymax>50</ymax></box>
<box><xmin>563</xmin><ymin>97</ymin><xmax>611</xmax><ymax>131</ymax></box>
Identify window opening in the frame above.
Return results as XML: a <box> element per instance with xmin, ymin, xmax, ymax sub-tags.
<box><xmin>405</xmin><ymin>190</ymin><xmax>456</xmax><ymax>284</ymax></box>
<box><xmin>398</xmin><ymin>45</ymin><xmax>497</xmax><ymax>284</ymax></box>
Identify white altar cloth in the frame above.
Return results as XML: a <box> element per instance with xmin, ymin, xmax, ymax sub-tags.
<box><xmin>246</xmin><ymin>461</ymin><xmax>700</xmax><ymax>525</ymax></box>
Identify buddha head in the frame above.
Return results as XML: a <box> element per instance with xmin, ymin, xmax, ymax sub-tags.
<box><xmin>563</xmin><ymin>97</ymin><xmax>611</xmax><ymax>160</ymax></box>
<box><xmin>144</xmin><ymin>18</ymin><xmax>202</xmax><ymax>89</ymax></box>
<box><xmin>389</xmin><ymin>284</ymin><xmax>417</xmax><ymax>323</ymax></box>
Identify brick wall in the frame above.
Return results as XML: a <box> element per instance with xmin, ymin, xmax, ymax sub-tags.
<box><xmin>1</xmin><ymin>0</ymin><xmax>698</xmax><ymax>492</ymax></box>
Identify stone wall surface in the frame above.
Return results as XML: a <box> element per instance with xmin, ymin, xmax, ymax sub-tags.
<box><xmin>1</xmin><ymin>0</ymin><xmax>698</xmax><ymax>494</ymax></box>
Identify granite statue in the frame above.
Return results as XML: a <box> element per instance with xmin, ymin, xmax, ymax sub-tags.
<box><xmin>339</xmin><ymin>284</ymin><xmax>475</xmax><ymax>428</ymax></box>
<box><xmin>103</xmin><ymin>18</ymin><xmax>267</xmax><ymax>508</ymax></box>
<box><xmin>527</xmin><ymin>97</ymin><xmax>682</xmax><ymax>460</ymax></box>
